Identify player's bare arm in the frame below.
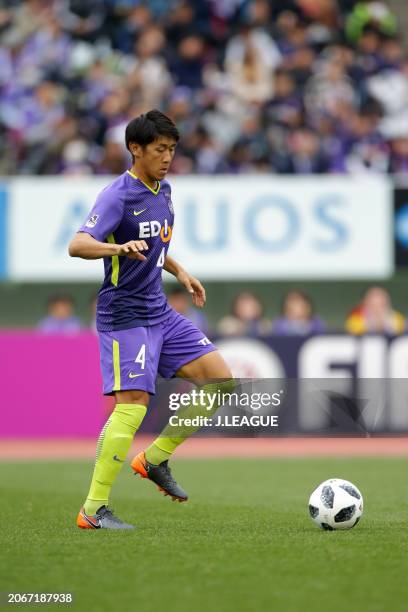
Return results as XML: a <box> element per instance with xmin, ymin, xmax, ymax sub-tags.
<box><xmin>68</xmin><ymin>232</ymin><xmax>148</xmax><ymax>261</ymax></box>
<box><xmin>164</xmin><ymin>254</ymin><xmax>206</xmax><ymax>308</ymax></box>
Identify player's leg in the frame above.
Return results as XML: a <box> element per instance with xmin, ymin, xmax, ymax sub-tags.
<box><xmin>131</xmin><ymin>311</ymin><xmax>233</xmax><ymax>501</ymax></box>
<box><xmin>144</xmin><ymin>351</ymin><xmax>233</xmax><ymax>464</ymax></box>
<box><xmin>77</xmin><ymin>390</ymin><xmax>149</xmax><ymax>529</ymax></box>
<box><xmin>78</xmin><ymin>327</ymin><xmax>158</xmax><ymax>529</ymax></box>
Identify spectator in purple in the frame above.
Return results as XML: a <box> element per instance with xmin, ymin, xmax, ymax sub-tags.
<box><xmin>169</xmin><ymin>35</ymin><xmax>206</xmax><ymax>90</ymax></box>
<box><xmin>167</xmin><ymin>287</ymin><xmax>210</xmax><ymax>337</ymax></box>
<box><xmin>217</xmin><ymin>291</ymin><xmax>270</xmax><ymax>337</ymax></box>
<box><xmin>273</xmin><ymin>290</ymin><xmax>326</xmax><ymax>335</ymax></box>
<box><xmin>0</xmin><ymin>0</ymin><xmax>406</xmax><ymax>178</ymax></box>
<box><xmin>263</xmin><ymin>70</ymin><xmax>303</xmax><ymax>129</ymax></box>
<box><xmin>274</xmin><ymin>127</ymin><xmax>330</xmax><ymax>174</ymax></box>
<box><xmin>37</xmin><ymin>295</ymin><xmax>82</xmax><ymax>334</ymax></box>
<box><xmin>345</xmin><ymin>109</ymin><xmax>390</xmax><ymax>173</ymax></box>
<box><xmin>388</xmin><ymin>137</ymin><xmax>408</xmax><ymax>175</ymax></box>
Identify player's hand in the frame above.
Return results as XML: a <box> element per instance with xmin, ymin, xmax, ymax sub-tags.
<box><xmin>177</xmin><ymin>271</ymin><xmax>206</xmax><ymax>308</ymax></box>
<box><xmin>116</xmin><ymin>240</ymin><xmax>148</xmax><ymax>261</ymax></box>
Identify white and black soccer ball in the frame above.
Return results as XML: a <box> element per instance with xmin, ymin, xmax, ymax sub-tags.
<box><xmin>308</xmin><ymin>478</ymin><xmax>363</xmax><ymax>531</ymax></box>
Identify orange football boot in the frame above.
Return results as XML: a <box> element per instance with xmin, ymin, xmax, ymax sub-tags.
<box><xmin>76</xmin><ymin>505</ymin><xmax>134</xmax><ymax>529</ymax></box>
<box><xmin>131</xmin><ymin>451</ymin><xmax>188</xmax><ymax>502</ymax></box>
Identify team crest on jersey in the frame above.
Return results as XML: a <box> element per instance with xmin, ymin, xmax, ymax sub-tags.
<box><xmin>85</xmin><ymin>214</ymin><xmax>99</xmax><ymax>228</ymax></box>
<box><xmin>165</xmin><ymin>192</ymin><xmax>174</xmax><ymax>214</ymax></box>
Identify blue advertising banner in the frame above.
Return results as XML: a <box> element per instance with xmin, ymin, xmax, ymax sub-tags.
<box><xmin>4</xmin><ymin>175</ymin><xmax>393</xmax><ymax>280</ymax></box>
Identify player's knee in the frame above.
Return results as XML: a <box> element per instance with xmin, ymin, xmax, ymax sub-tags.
<box><xmin>204</xmin><ymin>378</ymin><xmax>235</xmax><ymax>395</ymax></box>
<box><xmin>202</xmin><ymin>378</ymin><xmax>235</xmax><ymax>394</ymax></box>
<box><xmin>218</xmin><ymin>378</ymin><xmax>235</xmax><ymax>395</ymax></box>
<box><xmin>113</xmin><ymin>402</ymin><xmax>147</xmax><ymax>430</ymax></box>
<box><xmin>115</xmin><ymin>389</ymin><xmax>149</xmax><ymax>406</ymax></box>
<box><xmin>201</xmin><ymin>378</ymin><xmax>236</xmax><ymax>413</ymax></box>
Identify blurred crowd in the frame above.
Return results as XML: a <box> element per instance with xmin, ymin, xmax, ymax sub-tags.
<box><xmin>37</xmin><ymin>285</ymin><xmax>408</xmax><ymax>336</ymax></box>
<box><xmin>1</xmin><ymin>0</ymin><xmax>407</xmax><ymax>176</ymax></box>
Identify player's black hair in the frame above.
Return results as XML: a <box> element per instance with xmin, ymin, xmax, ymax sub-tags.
<box><xmin>125</xmin><ymin>110</ymin><xmax>179</xmax><ymax>157</ymax></box>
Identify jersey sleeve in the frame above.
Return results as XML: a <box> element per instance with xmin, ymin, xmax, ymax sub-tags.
<box><xmin>78</xmin><ymin>185</ymin><xmax>125</xmax><ymax>242</ymax></box>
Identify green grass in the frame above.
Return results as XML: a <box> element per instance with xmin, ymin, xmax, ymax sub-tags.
<box><xmin>1</xmin><ymin>458</ymin><xmax>407</xmax><ymax>612</ymax></box>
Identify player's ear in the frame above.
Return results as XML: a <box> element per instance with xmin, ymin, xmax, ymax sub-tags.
<box><xmin>129</xmin><ymin>142</ymin><xmax>143</xmax><ymax>159</ymax></box>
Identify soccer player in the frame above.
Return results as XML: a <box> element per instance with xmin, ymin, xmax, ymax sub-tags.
<box><xmin>69</xmin><ymin>110</ymin><xmax>233</xmax><ymax>530</ymax></box>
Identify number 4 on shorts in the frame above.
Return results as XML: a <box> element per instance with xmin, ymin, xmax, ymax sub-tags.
<box><xmin>135</xmin><ymin>344</ymin><xmax>146</xmax><ymax>369</ymax></box>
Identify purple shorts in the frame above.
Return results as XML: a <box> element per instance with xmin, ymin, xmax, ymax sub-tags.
<box><xmin>98</xmin><ymin>308</ymin><xmax>216</xmax><ymax>395</ymax></box>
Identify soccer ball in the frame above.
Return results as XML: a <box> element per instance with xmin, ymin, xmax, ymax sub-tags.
<box><xmin>308</xmin><ymin>478</ymin><xmax>363</xmax><ymax>530</ymax></box>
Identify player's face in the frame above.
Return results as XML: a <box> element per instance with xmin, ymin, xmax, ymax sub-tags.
<box><xmin>140</xmin><ymin>136</ymin><xmax>177</xmax><ymax>181</ymax></box>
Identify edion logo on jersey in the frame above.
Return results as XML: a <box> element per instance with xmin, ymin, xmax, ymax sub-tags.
<box><xmin>138</xmin><ymin>219</ymin><xmax>172</xmax><ymax>243</ymax></box>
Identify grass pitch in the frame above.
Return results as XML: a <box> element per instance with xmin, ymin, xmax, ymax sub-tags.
<box><xmin>1</xmin><ymin>457</ymin><xmax>407</xmax><ymax>612</ymax></box>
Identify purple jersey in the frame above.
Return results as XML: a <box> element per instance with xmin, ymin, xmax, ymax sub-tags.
<box><xmin>78</xmin><ymin>170</ymin><xmax>174</xmax><ymax>331</ymax></box>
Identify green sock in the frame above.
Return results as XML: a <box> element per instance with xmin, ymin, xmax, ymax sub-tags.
<box><xmin>145</xmin><ymin>442</ymin><xmax>172</xmax><ymax>465</ymax></box>
<box><xmin>84</xmin><ymin>403</ymin><xmax>146</xmax><ymax>515</ymax></box>
<box><xmin>145</xmin><ymin>380</ymin><xmax>235</xmax><ymax>465</ymax></box>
